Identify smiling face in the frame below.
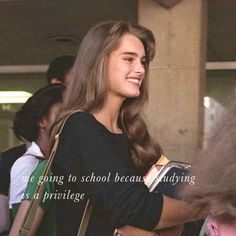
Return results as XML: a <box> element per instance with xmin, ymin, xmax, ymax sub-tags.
<box><xmin>106</xmin><ymin>33</ymin><xmax>146</xmax><ymax>101</ymax></box>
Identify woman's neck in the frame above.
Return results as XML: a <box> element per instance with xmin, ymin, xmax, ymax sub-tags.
<box><xmin>36</xmin><ymin>131</ymin><xmax>50</xmax><ymax>157</ymax></box>
<box><xmin>92</xmin><ymin>95</ymin><xmax>123</xmax><ymax>134</ymax></box>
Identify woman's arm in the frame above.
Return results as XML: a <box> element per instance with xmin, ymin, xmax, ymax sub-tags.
<box><xmin>117</xmin><ymin>225</ymin><xmax>157</xmax><ymax>236</ymax></box>
<box><xmin>0</xmin><ymin>194</ymin><xmax>10</xmax><ymax>233</ymax></box>
<box><xmin>117</xmin><ymin>195</ymin><xmax>202</xmax><ymax>236</ymax></box>
<box><xmin>157</xmin><ymin>224</ymin><xmax>184</xmax><ymax>236</ymax></box>
<box><xmin>115</xmin><ymin>195</ymin><xmax>205</xmax><ymax>236</ymax></box>
<box><xmin>54</xmin><ymin>114</ymin><xmax>207</xmax><ymax>231</ymax></box>
<box><xmin>117</xmin><ymin>224</ymin><xmax>184</xmax><ymax>236</ymax></box>
<box><xmin>9</xmin><ymin>200</ymin><xmax>44</xmax><ymax>236</ymax></box>
<box><xmin>155</xmin><ymin>195</ymin><xmax>207</xmax><ymax>229</ymax></box>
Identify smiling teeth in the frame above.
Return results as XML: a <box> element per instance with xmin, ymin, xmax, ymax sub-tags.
<box><xmin>127</xmin><ymin>78</ymin><xmax>140</xmax><ymax>85</ymax></box>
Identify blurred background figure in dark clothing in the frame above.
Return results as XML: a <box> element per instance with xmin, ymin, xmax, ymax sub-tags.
<box><xmin>0</xmin><ymin>55</ymin><xmax>75</xmax><ymax>235</ymax></box>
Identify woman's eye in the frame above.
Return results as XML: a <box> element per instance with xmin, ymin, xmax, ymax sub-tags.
<box><xmin>124</xmin><ymin>57</ymin><xmax>134</xmax><ymax>62</ymax></box>
<box><xmin>141</xmin><ymin>60</ymin><xmax>146</xmax><ymax>66</ymax></box>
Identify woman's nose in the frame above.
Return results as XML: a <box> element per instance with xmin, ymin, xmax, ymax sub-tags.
<box><xmin>134</xmin><ymin>61</ymin><xmax>145</xmax><ymax>74</ymax></box>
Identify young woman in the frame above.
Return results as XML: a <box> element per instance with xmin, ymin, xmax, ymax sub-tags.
<box><xmin>9</xmin><ymin>84</ymin><xmax>64</xmax><ymax>236</ymax></box>
<box><xmin>183</xmin><ymin>98</ymin><xmax>236</xmax><ymax>236</ymax></box>
<box><xmin>52</xmin><ymin>21</ymin><xmax>206</xmax><ymax>236</ymax></box>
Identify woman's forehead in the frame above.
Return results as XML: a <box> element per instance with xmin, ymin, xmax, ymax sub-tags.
<box><xmin>113</xmin><ymin>34</ymin><xmax>145</xmax><ymax>57</ymax></box>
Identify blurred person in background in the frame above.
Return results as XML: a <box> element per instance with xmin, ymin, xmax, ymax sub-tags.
<box><xmin>9</xmin><ymin>84</ymin><xmax>64</xmax><ymax>236</ymax></box>
<box><xmin>0</xmin><ymin>55</ymin><xmax>74</xmax><ymax>235</ymax></box>
<box><xmin>47</xmin><ymin>55</ymin><xmax>75</xmax><ymax>85</ymax></box>
<box><xmin>183</xmin><ymin>98</ymin><xmax>236</xmax><ymax>236</ymax></box>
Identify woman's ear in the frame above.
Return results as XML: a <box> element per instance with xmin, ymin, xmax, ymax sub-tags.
<box><xmin>38</xmin><ymin>117</ymin><xmax>47</xmax><ymax>129</ymax></box>
<box><xmin>207</xmin><ymin>217</ymin><xmax>220</xmax><ymax>236</ymax></box>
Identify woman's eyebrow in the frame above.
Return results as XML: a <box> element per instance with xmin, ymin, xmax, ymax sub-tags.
<box><xmin>121</xmin><ymin>51</ymin><xmax>146</xmax><ymax>59</ymax></box>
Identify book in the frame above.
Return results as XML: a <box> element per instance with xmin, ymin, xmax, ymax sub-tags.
<box><xmin>144</xmin><ymin>156</ymin><xmax>191</xmax><ymax>199</ymax></box>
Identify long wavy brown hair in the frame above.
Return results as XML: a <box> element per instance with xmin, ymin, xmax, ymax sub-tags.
<box><xmin>183</xmin><ymin>97</ymin><xmax>236</xmax><ymax>223</ymax></box>
<box><xmin>52</xmin><ymin>21</ymin><xmax>162</xmax><ymax>175</ymax></box>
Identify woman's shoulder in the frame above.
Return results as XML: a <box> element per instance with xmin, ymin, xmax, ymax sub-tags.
<box><xmin>63</xmin><ymin>111</ymin><xmax>97</xmax><ymax>131</ymax></box>
<box><xmin>11</xmin><ymin>154</ymin><xmax>38</xmax><ymax>175</ymax></box>
<box><xmin>66</xmin><ymin>111</ymin><xmax>93</xmax><ymax>122</ymax></box>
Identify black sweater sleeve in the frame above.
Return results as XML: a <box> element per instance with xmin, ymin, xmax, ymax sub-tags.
<box><xmin>53</xmin><ymin>112</ymin><xmax>163</xmax><ymax>230</ymax></box>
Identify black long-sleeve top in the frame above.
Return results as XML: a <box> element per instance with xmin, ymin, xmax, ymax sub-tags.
<box><xmin>52</xmin><ymin>112</ymin><xmax>163</xmax><ymax>236</ymax></box>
